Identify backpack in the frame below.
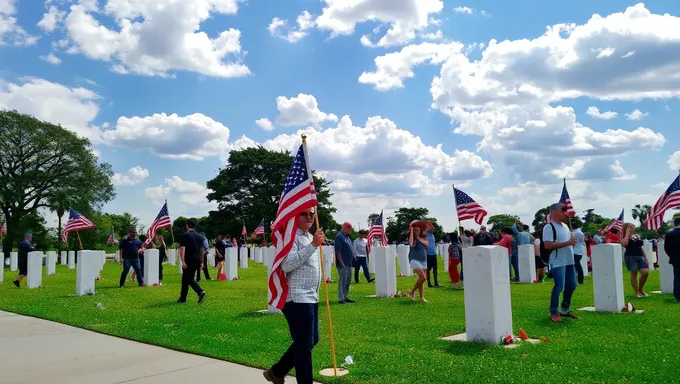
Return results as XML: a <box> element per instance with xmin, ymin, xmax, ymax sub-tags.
<box><xmin>539</xmin><ymin>223</ymin><xmax>556</xmax><ymax>264</ymax></box>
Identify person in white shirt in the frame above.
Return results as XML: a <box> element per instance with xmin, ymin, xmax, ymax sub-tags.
<box><xmin>572</xmin><ymin>224</ymin><xmax>586</xmax><ymax>284</ymax></box>
<box><xmin>353</xmin><ymin>231</ymin><xmax>374</xmax><ymax>283</ymax></box>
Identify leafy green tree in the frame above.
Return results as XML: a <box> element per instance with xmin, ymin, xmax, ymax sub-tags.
<box><xmin>385</xmin><ymin>207</ymin><xmax>444</xmax><ymax>243</ymax></box>
<box><xmin>631</xmin><ymin>204</ymin><xmax>652</xmax><ymax>227</ymax></box>
<box><xmin>367</xmin><ymin>213</ymin><xmax>379</xmax><ymax>226</ymax></box>
<box><xmin>0</xmin><ymin>110</ymin><xmax>115</xmax><ymax>258</ymax></box>
<box><xmin>581</xmin><ymin>209</ymin><xmax>609</xmax><ymax>235</ymax></box>
<box><xmin>487</xmin><ymin>214</ymin><xmax>519</xmax><ymax>233</ymax></box>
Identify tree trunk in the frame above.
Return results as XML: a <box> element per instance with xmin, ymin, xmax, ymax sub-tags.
<box><xmin>57</xmin><ymin>214</ymin><xmax>63</xmax><ymax>252</ymax></box>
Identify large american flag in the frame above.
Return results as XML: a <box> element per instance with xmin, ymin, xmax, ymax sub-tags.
<box><xmin>453</xmin><ymin>187</ymin><xmax>487</xmax><ymax>225</ymax></box>
<box><xmin>252</xmin><ymin>219</ymin><xmax>265</xmax><ymax>237</ymax></box>
<box><xmin>61</xmin><ymin>210</ymin><xmax>95</xmax><ymax>242</ymax></box>
<box><xmin>144</xmin><ymin>202</ymin><xmax>172</xmax><ymax>247</ymax></box>
<box><xmin>547</xmin><ymin>179</ymin><xmax>576</xmax><ymax>223</ymax></box>
<box><xmin>603</xmin><ymin>209</ymin><xmax>624</xmax><ymax>233</ymax></box>
<box><xmin>269</xmin><ymin>143</ymin><xmax>318</xmax><ymax>310</ymax></box>
<box><xmin>645</xmin><ymin>175</ymin><xmax>680</xmax><ymax>230</ymax></box>
<box><xmin>1</xmin><ymin>220</ymin><xmax>6</xmax><ymax>236</ymax></box>
<box><xmin>366</xmin><ymin>210</ymin><xmax>388</xmax><ymax>256</ymax></box>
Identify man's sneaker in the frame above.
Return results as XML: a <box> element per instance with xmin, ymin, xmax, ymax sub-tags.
<box><xmin>177</xmin><ymin>299</ymin><xmax>186</xmax><ymax>304</ymax></box>
<box><xmin>345</xmin><ymin>298</ymin><xmax>355</xmax><ymax>303</ymax></box>
<box><xmin>263</xmin><ymin>369</ymin><xmax>284</xmax><ymax>384</ymax></box>
<box><xmin>13</xmin><ymin>280</ymin><xmax>20</xmax><ymax>287</ymax></box>
<box><xmin>198</xmin><ymin>291</ymin><xmax>207</xmax><ymax>304</ymax></box>
<box><xmin>560</xmin><ymin>311</ymin><xmax>579</xmax><ymax>320</ymax></box>
<box><xmin>551</xmin><ymin>313</ymin><xmax>562</xmax><ymax>323</ymax></box>
<box><xmin>368</xmin><ymin>278</ymin><xmax>375</xmax><ymax>283</ymax></box>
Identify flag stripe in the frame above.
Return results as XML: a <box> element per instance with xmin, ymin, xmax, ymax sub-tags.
<box><xmin>644</xmin><ymin>176</ymin><xmax>680</xmax><ymax>230</ymax></box>
<box><xmin>454</xmin><ymin>188</ymin><xmax>487</xmax><ymax>225</ymax></box>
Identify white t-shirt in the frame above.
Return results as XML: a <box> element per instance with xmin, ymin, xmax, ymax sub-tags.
<box><xmin>542</xmin><ymin>222</ymin><xmax>575</xmax><ymax>268</ymax></box>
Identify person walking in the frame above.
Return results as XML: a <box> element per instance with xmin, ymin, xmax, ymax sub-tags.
<box><xmin>263</xmin><ymin>208</ymin><xmax>324</xmax><ymax>384</ymax></box>
<box><xmin>620</xmin><ymin>223</ymin><xmax>650</xmax><ymax>298</ymax></box>
<box><xmin>407</xmin><ymin>223</ymin><xmax>430</xmax><ymax>302</ymax></box>
<box><xmin>12</xmin><ymin>233</ymin><xmax>35</xmax><ymax>287</ymax></box>
<box><xmin>119</xmin><ymin>228</ymin><xmax>145</xmax><ymax>287</ymax></box>
<box><xmin>425</xmin><ymin>224</ymin><xmax>439</xmax><ymax>288</ymax></box>
<box><xmin>334</xmin><ymin>222</ymin><xmax>355</xmax><ymax>304</ymax></box>
<box><xmin>448</xmin><ymin>231</ymin><xmax>463</xmax><ymax>288</ymax></box>
<box><xmin>178</xmin><ymin>219</ymin><xmax>206</xmax><ymax>304</ymax></box>
<box><xmin>663</xmin><ymin>216</ymin><xmax>680</xmax><ymax>302</ymax></box>
<box><xmin>156</xmin><ymin>234</ymin><xmax>167</xmax><ymax>284</ymax></box>
<box><xmin>196</xmin><ymin>232</ymin><xmax>211</xmax><ymax>281</ymax></box>
<box><xmin>353</xmin><ymin>231</ymin><xmax>373</xmax><ymax>283</ymax></box>
<box><xmin>572</xmin><ymin>223</ymin><xmax>585</xmax><ymax>284</ymax></box>
<box><xmin>215</xmin><ymin>235</ymin><xmax>226</xmax><ymax>280</ymax></box>
<box><xmin>543</xmin><ymin>203</ymin><xmax>578</xmax><ymax>323</ymax></box>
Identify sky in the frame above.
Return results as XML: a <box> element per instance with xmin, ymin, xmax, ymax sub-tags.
<box><xmin>1</xmin><ymin>0</ymin><xmax>680</xmax><ymax>233</ymax></box>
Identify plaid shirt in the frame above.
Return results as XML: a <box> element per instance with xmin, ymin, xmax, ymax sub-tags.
<box><xmin>281</xmin><ymin>229</ymin><xmax>322</xmax><ymax>304</ymax></box>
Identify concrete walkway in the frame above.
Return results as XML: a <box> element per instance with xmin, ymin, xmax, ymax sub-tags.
<box><xmin>0</xmin><ymin>310</ymin><xmax>315</xmax><ymax>383</ymax></box>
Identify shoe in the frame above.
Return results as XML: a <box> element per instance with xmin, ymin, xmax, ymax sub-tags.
<box><xmin>427</xmin><ymin>284</ymin><xmax>434</xmax><ymax>288</ymax></box>
<box><xmin>338</xmin><ymin>301</ymin><xmax>346</xmax><ymax>304</ymax></box>
<box><xmin>13</xmin><ymin>280</ymin><xmax>20</xmax><ymax>287</ymax></box>
<box><xmin>198</xmin><ymin>291</ymin><xmax>207</xmax><ymax>304</ymax></box>
<box><xmin>434</xmin><ymin>284</ymin><xmax>441</xmax><ymax>288</ymax></box>
<box><xmin>263</xmin><ymin>369</ymin><xmax>284</xmax><ymax>384</ymax></box>
<box><xmin>177</xmin><ymin>299</ymin><xmax>186</xmax><ymax>304</ymax></box>
<box><xmin>559</xmin><ymin>311</ymin><xmax>579</xmax><ymax>320</ymax></box>
<box><xmin>550</xmin><ymin>313</ymin><xmax>562</xmax><ymax>323</ymax></box>
<box><xmin>345</xmin><ymin>299</ymin><xmax>355</xmax><ymax>303</ymax></box>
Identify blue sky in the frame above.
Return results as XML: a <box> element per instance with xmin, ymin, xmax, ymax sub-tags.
<box><xmin>1</xmin><ymin>0</ymin><xmax>679</xmax><ymax>232</ymax></box>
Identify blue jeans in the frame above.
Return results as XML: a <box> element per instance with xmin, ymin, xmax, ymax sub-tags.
<box><xmin>271</xmin><ymin>302</ymin><xmax>319</xmax><ymax>384</ymax></box>
<box><xmin>119</xmin><ymin>258</ymin><xmax>144</xmax><ymax>287</ymax></box>
<box><xmin>550</xmin><ymin>265</ymin><xmax>577</xmax><ymax>315</ymax></box>
<box><xmin>354</xmin><ymin>257</ymin><xmax>371</xmax><ymax>282</ymax></box>
<box><xmin>337</xmin><ymin>266</ymin><xmax>352</xmax><ymax>302</ymax></box>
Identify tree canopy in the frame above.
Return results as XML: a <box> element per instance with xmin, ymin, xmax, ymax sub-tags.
<box><xmin>385</xmin><ymin>207</ymin><xmax>444</xmax><ymax>242</ymax></box>
<box><xmin>486</xmin><ymin>214</ymin><xmax>520</xmax><ymax>233</ymax></box>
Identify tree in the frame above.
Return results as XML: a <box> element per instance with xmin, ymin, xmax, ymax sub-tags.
<box><xmin>385</xmin><ymin>207</ymin><xmax>444</xmax><ymax>243</ymax></box>
<box><xmin>367</xmin><ymin>213</ymin><xmax>379</xmax><ymax>227</ymax></box>
<box><xmin>0</xmin><ymin>110</ymin><xmax>115</xmax><ymax>259</ymax></box>
<box><xmin>205</xmin><ymin>147</ymin><xmax>337</xmax><ymax>244</ymax></box>
<box><xmin>631</xmin><ymin>204</ymin><xmax>652</xmax><ymax>227</ymax></box>
<box><xmin>487</xmin><ymin>214</ymin><xmax>519</xmax><ymax>233</ymax></box>
<box><xmin>581</xmin><ymin>209</ymin><xmax>609</xmax><ymax>235</ymax></box>
<box><xmin>531</xmin><ymin>207</ymin><xmax>583</xmax><ymax>232</ymax></box>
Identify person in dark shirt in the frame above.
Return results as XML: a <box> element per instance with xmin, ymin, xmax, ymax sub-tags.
<box><xmin>156</xmin><ymin>234</ymin><xmax>167</xmax><ymax>283</ymax></box>
<box><xmin>663</xmin><ymin>216</ymin><xmax>680</xmax><ymax>302</ymax></box>
<box><xmin>178</xmin><ymin>219</ymin><xmax>206</xmax><ymax>304</ymax></box>
<box><xmin>473</xmin><ymin>226</ymin><xmax>494</xmax><ymax>246</ymax></box>
<box><xmin>13</xmin><ymin>233</ymin><xmax>35</xmax><ymax>287</ymax></box>
<box><xmin>118</xmin><ymin>228</ymin><xmax>145</xmax><ymax>287</ymax></box>
<box><xmin>215</xmin><ymin>235</ymin><xmax>226</xmax><ymax>280</ymax></box>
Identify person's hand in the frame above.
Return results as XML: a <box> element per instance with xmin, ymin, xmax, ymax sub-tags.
<box><xmin>567</xmin><ymin>236</ymin><xmax>576</xmax><ymax>246</ymax></box>
<box><xmin>200</xmin><ymin>263</ymin><xmax>204</xmax><ymax>269</ymax></box>
<box><xmin>354</xmin><ymin>256</ymin><xmax>358</xmax><ymax>262</ymax></box>
<box><xmin>312</xmin><ymin>228</ymin><xmax>325</xmax><ymax>247</ymax></box>
<box><xmin>181</xmin><ymin>263</ymin><xmax>187</xmax><ymax>270</ymax></box>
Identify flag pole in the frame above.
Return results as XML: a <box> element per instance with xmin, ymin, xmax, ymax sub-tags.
<box><xmin>452</xmin><ymin>184</ymin><xmax>461</xmax><ymax>234</ymax></box>
<box><xmin>564</xmin><ymin>178</ymin><xmax>573</xmax><ymax>231</ymax></box>
<box><xmin>242</xmin><ymin>218</ymin><xmax>248</xmax><ymax>246</ymax></box>
<box><xmin>76</xmin><ymin>230</ymin><xmax>83</xmax><ymax>250</ymax></box>
<box><xmin>301</xmin><ymin>134</ymin><xmax>340</xmax><ymax>377</ymax></box>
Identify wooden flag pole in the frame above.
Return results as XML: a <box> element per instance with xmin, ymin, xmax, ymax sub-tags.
<box><xmin>301</xmin><ymin>134</ymin><xmax>341</xmax><ymax>377</ymax></box>
<box><xmin>242</xmin><ymin>218</ymin><xmax>248</xmax><ymax>246</ymax></box>
<box><xmin>76</xmin><ymin>230</ymin><xmax>83</xmax><ymax>250</ymax></box>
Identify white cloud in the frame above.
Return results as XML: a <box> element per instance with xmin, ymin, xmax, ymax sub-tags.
<box><xmin>625</xmin><ymin>108</ymin><xmax>648</xmax><ymax>120</ymax></box>
<box><xmin>275</xmin><ymin>93</ymin><xmax>338</xmax><ymax>127</ymax></box>
<box><xmin>145</xmin><ymin>176</ymin><xmax>216</xmax><ymax>211</ymax></box>
<box><xmin>38</xmin><ymin>5</ymin><xmax>66</xmax><ymax>32</ymax></box>
<box><xmin>421</xmin><ymin>30</ymin><xmax>443</xmax><ymax>41</ymax></box>
<box><xmin>0</xmin><ymin>0</ymin><xmax>37</xmax><ymax>46</ymax></box>
<box><xmin>102</xmin><ymin>112</ymin><xmax>231</xmax><ymax>160</ymax></box>
<box><xmin>551</xmin><ymin>159</ymin><xmax>635</xmax><ymax>181</ymax></box>
<box><xmin>0</xmin><ymin>77</ymin><xmax>102</xmax><ymax>141</ymax></box>
<box><xmin>255</xmin><ymin>117</ymin><xmax>274</xmax><ymax>131</ymax></box>
<box><xmin>58</xmin><ymin>0</ymin><xmax>249</xmax><ymax>78</ymax></box>
<box><xmin>453</xmin><ymin>6</ymin><xmax>473</xmax><ymax>15</ymax></box>
<box><xmin>669</xmin><ymin>151</ymin><xmax>680</xmax><ymax>171</ymax></box>
<box><xmin>112</xmin><ymin>166</ymin><xmax>150</xmax><ymax>186</ymax></box>
<box><xmin>586</xmin><ymin>106</ymin><xmax>617</xmax><ymax>120</ymax></box>
<box><xmin>40</xmin><ymin>53</ymin><xmax>62</xmax><ymax>65</ymax></box>
<box><xmin>268</xmin><ymin>11</ymin><xmax>314</xmax><ymax>43</ymax></box>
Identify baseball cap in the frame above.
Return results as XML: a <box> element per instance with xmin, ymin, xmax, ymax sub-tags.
<box><xmin>129</xmin><ymin>228</ymin><xmax>137</xmax><ymax>233</ymax></box>
<box><xmin>24</xmin><ymin>232</ymin><xmax>32</xmax><ymax>237</ymax></box>
<box><xmin>342</xmin><ymin>222</ymin><xmax>353</xmax><ymax>228</ymax></box>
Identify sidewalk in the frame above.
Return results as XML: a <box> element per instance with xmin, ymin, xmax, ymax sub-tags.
<box><xmin>0</xmin><ymin>310</ymin><xmax>315</xmax><ymax>383</ymax></box>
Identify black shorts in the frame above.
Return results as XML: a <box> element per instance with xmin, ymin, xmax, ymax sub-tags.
<box><xmin>18</xmin><ymin>259</ymin><xmax>28</xmax><ymax>275</ymax></box>
<box><xmin>427</xmin><ymin>255</ymin><xmax>438</xmax><ymax>269</ymax></box>
<box><xmin>535</xmin><ymin>256</ymin><xmax>546</xmax><ymax>269</ymax></box>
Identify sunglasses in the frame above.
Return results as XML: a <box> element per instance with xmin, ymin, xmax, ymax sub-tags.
<box><xmin>560</xmin><ymin>207</ymin><xmax>568</xmax><ymax>212</ymax></box>
<box><xmin>299</xmin><ymin>212</ymin><xmax>315</xmax><ymax>218</ymax></box>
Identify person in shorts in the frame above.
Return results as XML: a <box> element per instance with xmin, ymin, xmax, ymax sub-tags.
<box><xmin>13</xmin><ymin>232</ymin><xmax>35</xmax><ymax>287</ymax></box>
<box><xmin>407</xmin><ymin>223</ymin><xmax>430</xmax><ymax>302</ymax></box>
<box><xmin>620</xmin><ymin>223</ymin><xmax>650</xmax><ymax>298</ymax></box>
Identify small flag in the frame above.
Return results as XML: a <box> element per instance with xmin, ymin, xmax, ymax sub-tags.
<box><xmin>252</xmin><ymin>219</ymin><xmax>265</xmax><ymax>237</ymax></box>
<box><xmin>454</xmin><ymin>187</ymin><xmax>488</xmax><ymax>225</ymax></box>
<box><xmin>645</xmin><ymin>175</ymin><xmax>680</xmax><ymax>230</ymax></box>
<box><xmin>145</xmin><ymin>202</ymin><xmax>172</xmax><ymax>247</ymax></box>
<box><xmin>366</xmin><ymin>210</ymin><xmax>388</xmax><ymax>256</ymax></box>
<box><xmin>603</xmin><ymin>209</ymin><xmax>624</xmax><ymax>233</ymax></box>
<box><xmin>107</xmin><ymin>228</ymin><xmax>115</xmax><ymax>245</ymax></box>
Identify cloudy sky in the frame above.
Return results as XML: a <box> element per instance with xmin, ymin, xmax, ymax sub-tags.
<box><xmin>1</xmin><ymin>0</ymin><xmax>679</xmax><ymax>232</ymax></box>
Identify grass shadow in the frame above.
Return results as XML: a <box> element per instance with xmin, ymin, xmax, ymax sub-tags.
<box><xmin>437</xmin><ymin>338</ymin><xmax>491</xmax><ymax>356</ymax></box>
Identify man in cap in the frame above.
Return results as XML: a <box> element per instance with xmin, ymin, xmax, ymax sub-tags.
<box><xmin>543</xmin><ymin>203</ymin><xmax>578</xmax><ymax>323</ymax></box>
<box><xmin>13</xmin><ymin>232</ymin><xmax>35</xmax><ymax>287</ymax></box>
<box><xmin>334</xmin><ymin>222</ymin><xmax>356</xmax><ymax>304</ymax></box>
<box><xmin>474</xmin><ymin>225</ymin><xmax>494</xmax><ymax>246</ymax></box>
<box><xmin>119</xmin><ymin>228</ymin><xmax>145</xmax><ymax>287</ymax></box>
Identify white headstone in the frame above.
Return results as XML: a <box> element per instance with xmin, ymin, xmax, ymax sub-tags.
<box><xmin>76</xmin><ymin>250</ymin><xmax>96</xmax><ymax>296</ymax></box>
<box><xmin>46</xmin><ymin>251</ymin><xmax>57</xmax><ymax>276</ymax></box>
<box><xmin>580</xmin><ymin>252</ymin><xmax>589</xmax><ymax>278</ymax></box>
<box><xmin>657</xmin><ymin>242</ymin><xmax>673</xmax><ymax>294</ymax></box>
<box><xmin>321</xmin><ymin>246</ymin><xmax>333</xmax><ymax>281</ymax></box>
<box><xmin>517</xmin><ymin>244</ymin><xmax>536</xmax><ymax>283</ymax></box>
<box><xmin>177</xmin><ymin>251</ymin><xmax>183</xmax><ymax>275</ymax></box>
<box><xmin>264</xmin><ymin>246</ymin><xmax>280</xmax><ymax>314</ymax></box>
<box><xmin>26</xmin><ymin>251</ymin><xmax>43</xmax><ymax>289</ymax></box>
<box><xmin>255</xmin><ymin>247</ymin><xmax>263</xmax><ymax>263</ymax></box>
<box><xmin>396</xmin><ymin>244</ymin><xmax>411</xmax><ymax>276</ymax></box>
<box><xmin>368</xmin><ymin>249</ymin><xmax>376</xmax><ymax>274</ymax></box>
<box><xmin>68</xmin><ymin>251</ymin><xmax>75</xmax><ymax>269</ymax></box>
<box><xmin>167</xmin><ymin>248</ymin><xmax>177</xmax><ymax>266</ymax></box>
<box><xmin>10</xmin><ymin>252</ymin><xmax>17</xmax><ymax>271</ymax></box>
<box><xmin>207</xmin><ymin>250</ymin><xmax>215</xmax><ymax>268</ymax></box>
<box><xmin>226</xmin><ymin>247</ymin><xmax>238</xmax><ymax>280</ymax></box>
<box><xmin>143</xmin><ymin>249</ymin><xmax>160</xmax><ymax>286</ymax></box>
<box><xmin>60</xmin><ymin>251</ymin><xmax>67</xmax><ymax>265</ymax></box>
<box><xmin>591</xmin><ymin>244</ymin><xmax>625</xmax><ymax>312</ymax></box>
<box><xmin>643</xmin><ymin>241</ymin><xmax>655</xmax><ymax>271</ymax></box>
<box><xmin>463</xmin><ymin>246</ymin><xmax>513</xmax><ymax>344</ymax></box>
<box><xmin>374</xmin><ymin>246</ymin><xmax>397</xmax><ymax>298</ymax></box>
<box><xmin>240</xmin><ymin>246</ymin><xmax>248</xmax><ymax>268</ymax></box>
<box><xmin>442</xmin><ymin>243</ymin><xmax>450</xmax><ymax>272</ymax></box>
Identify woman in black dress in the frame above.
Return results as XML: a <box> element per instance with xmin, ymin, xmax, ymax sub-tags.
<box><xmin>156</xmin><ymin>234</ymin><xmax>167</xmax><ymax>282</ymax></box>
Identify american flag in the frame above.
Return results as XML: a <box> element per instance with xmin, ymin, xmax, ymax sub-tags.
<box><xmin>107</xmin><ymin>228</ymin><xmax>115</xmax><ymax>245</ymax></box>
<box><xmin>547</xmin><ymin>179</ymin><xmax>576</xmax><ymax>222</ymax></box>
<box><xmin>144</xmin><ymin>202</ymin><xmax>172</xmax><ymax>247</ymax></box>
<box><xmin>241</xmin><ymin>224</ymin><xmax>247</xmax><ymax>238</ymax></box>
<box><xmin>1</xmin><ymin>220</ymin><xmax>6</xmax><ymax>236</ymax></box>
<box><xmin>603</xmin><ymin>209</ymin><xmax>624</xmax><ymax>233</ymax></box>
<box><xmin>645</xmin><ymin>175</ymin><xmax>680</xmax><ymax>230</ymax></box>
<box><xmin>366</xmin><ymin>210</ymin><xmax>388</xmax><ymax>256</ymax></box>
<box><xmin>269</xmin><ymin>143</ymin><xmax>318</xmax><ymax>310</ymax></box>
<box><xmin>453</xmin><ymin>187</ymin><xmax>487</xmax><ymax>225</ymax></box>
<box><xmin>61</xmin><ymin>210</ymin><xmax>95</xmax><ymax>242</ymax></box>
<box><xmin>252</xmin><ymin>219</ymin><xmax>265</xmax><ymax>237</ymax></box>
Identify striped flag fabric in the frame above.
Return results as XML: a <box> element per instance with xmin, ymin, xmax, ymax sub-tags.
<box><xmin>241</xmin><ymin>224</ymin><xmax>247</xmax><ymax>238</ymax></box>
<box><xmin>645</xmin><ymin>175</ymin><xmax>680</xmax><ymax>230</ymax></box>
<box><xmin>603</xmin><ymin>209</ymin><xmax>624</xmax><ymax>233</ymax></box>
<box><xmin>453</xmin><ymin>187</ymin><xmax>488</xmax><ymax>225</ymax></box>
<box><xmin>252</xmin><ymin>219</ymin><xmax>265</xmax><ymax>237</ymax></box>
<box><xmin>61</xmin><ymin>210</ymin><xmax>96</xmax><ymax>242</ymax></box>
<box><xmin>107</xmin><ymin>228</ymin><xmax>115</xmax><ymax>245</ymax></box>
<box><xmin>1</xmin><ymin>220</ymin><xmax>6</xmax><ymax>235</ymax></box>
<box><xmin>547</xmin><ymin>179</ymin><xmax>576</xmax><ymax>223</ymax></box>
<box><xmin>366</xmin><ymin>210</ymin><xmax>388</xmax><ymax>256</ymax></box>
<box><xmin>269</xmin><ymin>143</ymin><xmax>318</xmax><ymax>310</ymax></box>
<box><xmin>144</xmin><ymin>202</ymin><xmax>172</xmax><ymax>247</ymax></box>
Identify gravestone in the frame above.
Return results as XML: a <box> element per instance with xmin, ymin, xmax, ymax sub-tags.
<box><xmin>368</xmin><ymin>248</ymin><xmax>376</xmax><ymax>274</ymax></box>
<box><xmin>60</xmin><ymin>251</ymin><xmax>67</xmax><ymax>265</ymax></box>
<box><xmin>226</xmin><ymin>247</ymin><xmax>238</xmax><ymax>280</ymax></box>
<box><xmin>580</xmin><ymin>252</ymin><xmax>589</xmax><ymax>278</ymax></box>
<box><xmin>442</xmin><ymin>243</ymin><xmax>450</xmax><ymax>272</ymax></box>
<box><xmin>255</xmin><ymin>247</ymin><xmax>263</xmax><ymax>263</ymax></box>
<box><xmin>240</xmin><ymin>246</ymin><xmax>248</xmax><ymax>268</ymax></box>
<box><xmin>374</xmin><ymin>246</ymin><xmax>397</xmax><ymax>298</ymax></box>
<box><xmin>463</xmin><ymin>246</ymin><xmax>513</xmax><ymax>344</ymax></box>
<box><xmin>177</xmin><ymin>251</ymin><xmax>183</xmax><ymax>275</ymax></box>
<box><xmin>643</xmin><ymin>241</ymin><xmax>655</xmax><ymax>271</ymax></box>
<box><xmin>396</xmin><ymin>244</ymin><xmax>411</xmax><ymax>276</ymax></box>
<box><xmin>321</xmin><ymin>246</ymin><xmax>333</xmax><ymax>281</ymax></box>
<box><xmin>207</xmin><ymin>249</ymin><xmax>215</xmax><ymax>268</ymax></box>
<box><xmin>167</xmin><ymin>248</ymin><xmax>176</xmax><ymax>265</ymax></box>
<box><xmin>10</xmin><ymin>252</ymin><xmax>17</xmax><ymax>271</ymax></box>
<box><xmin>143</xmin><ymin>249</ymin><xmax>160</xmax><ymax>286</ymax></box>
<box><xmin>76</xmin><ymin>250</ymin><xmax>96</xmax><ymax>295</ymax></box>
<box><xmin>264</xmin><ymin>246</ymin><xmax>280</xmax><ymax>314</ymax></box>
<box><xmin>46</xmin><ymin>251</ymin><xmax>57</xmax><ymax>276</ymax></box>
<box><xmin>27</xmin><ymin>251</ymin><xmax>44</xmax><ymax>288</ymax></box>
<box><xmin>68</xmin><ymin>251</ymin><xmax>75</xmax><ymax>269</ymax></box>
<box><xmin>591</xmin><ymin>244</ymin><xmax>625</xmax><ymax>312</ymax></box>
<box><xmin>657</xmin><ymin>242</ymin><xmax>673</xmax><ymax>294</ymax></box>
<box><xmin>517</xmin><ymin>244</ymin><xmax>536</xmax><ymax>283</ymax></box>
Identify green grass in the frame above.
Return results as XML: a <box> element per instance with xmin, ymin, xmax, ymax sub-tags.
<box><xmin>1</xmin><ymin>260</ymin><xmax>678</xmax><ymax>384</ymax></box>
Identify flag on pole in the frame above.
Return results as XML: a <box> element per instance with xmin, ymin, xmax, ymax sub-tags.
<box><xmin>366</xmin><ymin>210</ymin><xmax>388</xmax><ymax>256</ymax></box>
<box><xmin>645</xmin><ymin>175</ymin><xmax>680</xmax><ymax>230</ymax></box>
<box><xmin>144</xmin><ymin>202</ymin><xmax>172</xmax><ymax>247</ymax></box>
<box><xmin>453</xmin><ymin>187</ymin><xmax>488</xmax><ymax>225</ymax></box>
<box><xmin>269</xmin><ymin>143</ymin><xmax>318</xmax><ymax>310</ymax></box>
<box><xmin>547</xmin><ymin>179</ymin><xmax>576</xmax><ymax>223</ymax></box>
<box><xmin>61</xmin><ymin>210</ymin><xmax>95</xmax><ymax>243</ymax></box>
<box><xmin>252</xmin><ymin>219</ymin><xmax>265</xmax><ymax>237</ymax></box>
<box><xmin>603</xmin><ymin>209</ymin><xmax>624</xmax><ymax>233</ymax></box>
<box><xmin>0</xmin><ymin>220</ymin><xmax>6</xmax><ymax>236</ymax></box>
<box><xmin>107</xmin><ymin>228</ymin><xmax>116</xmax><ymax>245</ymax></box>
<box><xmin>241</xmin><ymin>224</ymin><xmax>247</xmax><ymax>238</ymax></box>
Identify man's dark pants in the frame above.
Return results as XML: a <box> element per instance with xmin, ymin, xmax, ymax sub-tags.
<box><xmin>196</xmin><ymin>253</ymin><xmax>211</xmax><ymax>281</ymax></box>
<box><xmin>426</xmin><ymin>255</ymin><xmax>438</xmax><ymax>286</ymax></box>
<box><xmin>354</xmin><ymin>257</ymin><xmax>371</xmax><ymax>283</ymax></box>
<box><xmin>673</xmin><ymin>263</ymin><xmax>680</xmax><ymax>301</ymax></box>
<box><xmin>120</xmin><ymin>258</ymin><xmax>144</xmax><ymax>287</ymax></box>
<box><xmin>271</xmin><ymin>302</ymin><xmax>319</xmax><ymax>384</ymax></box>
<box><xmin>179</xmin><ymin>264</ymin><xmax>203</xmax><ymax>302</ymax></box>
<box><xmin>574</xmin><ymin>254</ymin><xmax>584</xmax><ymax>284</ymax></box>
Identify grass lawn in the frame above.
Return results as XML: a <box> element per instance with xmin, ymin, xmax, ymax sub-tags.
<box><xmin>1</xmin><ymin>258</ymin><xmax>678</xmax><ymax>384</ymax></box>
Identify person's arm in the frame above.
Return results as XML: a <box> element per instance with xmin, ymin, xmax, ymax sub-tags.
<box><xmin>512</xmin><ymin>223</ymin><xmax>520</xmax><ymax>236</ymax></box>
<box><xmin>179</xmin><ymin>246</ymin><xmax>186</xmax><ymax>265</ymax></box>
<box><xmin>408</xmin><ymin>227</ymin><xmax>415</xmax><ymax>247</ymax></box>
<box><xmin>334</xmin><ymin>236</ymin><xmax>344</xmax><ymax>267</ymax></box>
<box><xmin>641</xmin><ymin>244</ymin><xmax>648</xmax><ymax>262</ymax></box>
<box><xmin>418</xmin><ymin>236</ymin><xmax>430</xmax><ymax>247</ymax></box>
<box><xmin>281</xmin><ymin>230</ymin><xmax>323</xmax><ymax>273</ymax></box>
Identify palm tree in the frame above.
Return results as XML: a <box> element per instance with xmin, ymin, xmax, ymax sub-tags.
<box><xmin>631</xmin><ymin>204</ymin><xmax>652</xmax><ymax>227</ymax></box>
